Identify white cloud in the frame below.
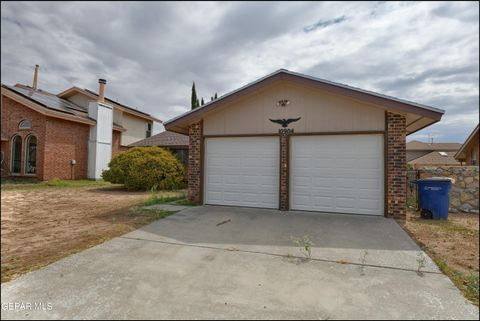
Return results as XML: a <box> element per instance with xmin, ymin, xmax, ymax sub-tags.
<box><xmin>1</xmin><ymin>1</ymin><xmax>478</xmax><ymax>141</ymax></box>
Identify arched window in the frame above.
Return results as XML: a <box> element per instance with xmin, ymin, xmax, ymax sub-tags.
<box><xmin>11</xmin><ymin>135</ymin><xmax>22</xmax><ymax>174</ymax></box>
<box><xmin>25</xmin><ymin>135</ymin><xmax>37</xmax><ymax>175</ymax></box>
<box><xmin>19</xmin><ymin>119</ymin><xmax>32</xmax><ymax>130</ymax></box>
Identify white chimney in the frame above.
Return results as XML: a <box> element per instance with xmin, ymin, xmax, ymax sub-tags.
<box><xmin>87</xmin><ymin>79</ymin><xmax>113</xmax><ymax>179</ymax></box>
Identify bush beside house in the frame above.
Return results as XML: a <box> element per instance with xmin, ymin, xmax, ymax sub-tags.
<box><xmin>102</xmin><ymin>147</ymin><xmax>186</xmax><ymax>190</ymax></box>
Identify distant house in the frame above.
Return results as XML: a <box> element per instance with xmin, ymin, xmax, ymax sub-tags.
<box><xmin>455</xmin><ymin>124</ymin><xmax>479</xmax><ymax>166</ymax></box>
<box><xmin>129</xmin><ymin>131</ymin><xmax>189</xmax><ymax>165</ymax></box>
<box><xmin>409</xmin><ymin>151</ymin><xmax>461</xmax><ymax>169</ymax></box>
<box><xmin>1</xmin><ymin>65</ymin><xmax>159</xmax><ymax>180</ymax></box>
<box><xmin>406</xmin><ymin>140</ymin><xmax>462</xmax><ymax>162</ymax></box>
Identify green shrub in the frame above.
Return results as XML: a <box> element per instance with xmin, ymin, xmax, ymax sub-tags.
<box><xmin>102</xmin><ymin>147</ymin><xmax>186</xmax><ymax>190</ymax></box>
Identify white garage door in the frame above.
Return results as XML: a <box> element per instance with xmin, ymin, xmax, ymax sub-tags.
<box><xmin>205</xmin><ymin>137</ymin><xmax>279</xmax><ymax>208</ymax></box>
<box><xmin>291</xmin><ymin>135</ymin><xmax>384</xmax><ymax>215</ymax></box>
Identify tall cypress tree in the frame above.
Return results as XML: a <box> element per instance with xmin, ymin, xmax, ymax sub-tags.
<box><xmin>201</xmin><ymin>98</ymin><xmax>205</xmax><ymax>106</ymax></box>
<box><xmin>191</xmin><ymin>82</ymin><xmax>198</xmax><ymax>110</ymax></box>
<box><xmin>214</xmin><ymin>92</ymin><xmax>218</xmax><ymax>99</ymax></box>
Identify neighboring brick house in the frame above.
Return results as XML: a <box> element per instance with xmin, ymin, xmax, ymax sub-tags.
<box><xmin>129</xmin><ymin>131</ymin><xmax>189</xmax><ymax>165</ymax></box>
<box><xmin>1</xmin><ymin>65</ymin><xmax>159</xmax><ymax>180</ymax></box>
<box><xmin>455</xmin><ymin>124</ymin><xmax>479</xmax><ymax>166</ymax></box>
<box><xmin>164</xmin><ymin>69</ymin><xmax>445</xmax><ymax>218</ymax></box>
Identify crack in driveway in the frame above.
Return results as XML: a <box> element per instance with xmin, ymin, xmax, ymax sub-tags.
<box><xmin>119</xmin><ymin>235</ymin><xmax>442</xmax><ymax>275</ymax></box>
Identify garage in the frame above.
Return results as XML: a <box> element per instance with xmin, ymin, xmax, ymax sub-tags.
<box><xmin>164</xmin><ymin>69</ymin><xmax>444</xmax><ymax>218</ymax></box>
<box><xmin>204</xmin><ymin>137</ymin><xmax>279</xmax><ymax>208</ymax></box>
<box><xmin>290</xmin><ymin>134</ymin><xmax>384</xmax><ymax>215</ymax></box>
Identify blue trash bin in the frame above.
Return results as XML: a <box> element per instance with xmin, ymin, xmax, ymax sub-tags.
<box><xmin>416</xmin><ymin>178</ymin><xmax>454</xmax><ymax>220</ymax></box>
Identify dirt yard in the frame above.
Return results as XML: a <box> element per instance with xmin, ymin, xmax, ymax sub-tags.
<box><xmin>1</xmin><ymin>185</ymin><xmax>182</xmax><ymax>283</ymax></box>
<box><xmin>401</xmin><ymin>211</ymin><xmax>479</xmax><ymax>305</ymax></box>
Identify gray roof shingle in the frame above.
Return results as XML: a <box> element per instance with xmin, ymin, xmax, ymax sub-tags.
<box><xmin>129</xmin><ymin>131</ymin><xmax>188</xmax><ymax>148</ymax></box>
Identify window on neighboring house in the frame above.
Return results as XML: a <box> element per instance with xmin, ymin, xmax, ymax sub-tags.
<box><xmin>25</xmin><ymin>135</ymin><xmax>37</xmax><ymax>175</ymax></box>
<box><xmin>19</xmin><ymin>119</ymin><xmax>32</xmax><ymax>130</ymax></box>
<box><xmin>146</xmin><ymin>123</ymin><xmax>152</xmax><ymax>138</ymax></box>
<box><xmin>11</xmin><ymin>135</ymin><xmax>22</xmax><ymax>174</ymax></box>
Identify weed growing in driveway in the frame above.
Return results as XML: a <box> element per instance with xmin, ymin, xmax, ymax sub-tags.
<box><xmin>291</xmin><ymin>235</ymin><xmax>314</xmax><ymax>259</ymax></box>
<box><xmin>359</xmin><ymin>250</ymin><xmax>369</xmax><ymax>276</ymax></box>
<box><xmin>416</xmin><ymin>252</ymin><xmax>427</xmax><ymax>276</ymax></box>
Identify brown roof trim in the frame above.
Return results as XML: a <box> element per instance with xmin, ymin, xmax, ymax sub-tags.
<box><xmin>164</xmin><ymin>69</ymin><xmax>445</xmax><ymax>133</ymax></box>
<box><xmin>454</xmin><ymin>124</ymin><xmax>479</xmax><ymax>160</ymax></box>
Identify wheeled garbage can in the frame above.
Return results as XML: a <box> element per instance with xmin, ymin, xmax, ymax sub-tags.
<box><xmin>416</xmin><ymin>177</ymin><xmax>454</xmax><ymax>220</ymax></box>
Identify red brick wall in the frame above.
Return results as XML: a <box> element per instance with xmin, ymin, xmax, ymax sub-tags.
<box><xmin>1</xmin><ymin>96</ymin><xmax>47</xmax><ymax>180</ymax></box>
<box><xmin>187</xmin><ymin>121</ymin><xmax>202</xmax><ymax>204</ymax></box>
<box><xmin>112</xmin><ymin>130</ymin><xmax>129</xmax><ymax>157</ymax></box>
<box><xmin>386</xmin><ymin>112</ymin><xmax>407</xmax><ymax>218</ymax></box>
<box><xmin>43</xmin><ymin>117</ymin><xmax>89</xmax><ymax>180</ymax></box>
<box><xmin>1</xmin><ymin>95</ymin><xmax>90</xmax><ymax>181</ymax></box>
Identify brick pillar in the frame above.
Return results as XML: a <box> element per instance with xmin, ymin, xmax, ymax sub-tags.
<box><xmin>279</xmin><ymin>129</ymin><xmax>290</xmax><ymax>211</ymax></box>
<box><xmin>386</xmin><ymin>112</ymin><xmax>407</xmax><ymax>218</ymax></box>
<box><xmin>187</xmin><ymin>121</ymin><xmax>202</xmax><ymax>204</ymax></box>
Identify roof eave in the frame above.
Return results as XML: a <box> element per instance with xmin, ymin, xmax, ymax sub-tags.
<box><xmin>454</xmin><ymin>125</ymin><xmax>479</xmax><ymax>160</ymax></box>
<box><xmin>1</xmin><ymin>86</ymin><xmax>95</xmax><ymax>126</ymax></box>
<box><xmin>164</xmin><ymin>70</ymin><xmax>445</xmax><ymax>131</ymax></box>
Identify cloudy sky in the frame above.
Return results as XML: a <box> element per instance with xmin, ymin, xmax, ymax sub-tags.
<box><xmin>1</xmin><ymin>1</ymin><xmax>478</xmax><ymax>142</ymax></box>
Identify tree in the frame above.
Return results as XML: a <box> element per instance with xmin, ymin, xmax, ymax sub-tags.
<box><xmin>211</xmin><ymin>96</ymin><xmax>213</xmax><ymax>101</ymax></box>
<box><xmin>196</xmin><ymin>98</ymin><xmax>200</xmax><ymax>107</ymax></box>
<box><xmin>201</xmin><ymin>98</ymin><xmax>205</xmax><ymax>106</ymax></box>
<box><xmin>214</xmin><ymin>92</ymin><xmax>218</xmax><ymax>99</ymax></box>
<box><xmin>191</xmin><ymin>82</ymin><xmax>198</xmax><ymax>110</ymax></box>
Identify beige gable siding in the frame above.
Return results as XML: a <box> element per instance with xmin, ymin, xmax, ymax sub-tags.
<box><xmin>121</xmin><ymin>113</ymin><xmax>148</xmax><ymax>145</ymax></box>
<box><xmin>203</xmin><ymin>82</ymin><xmax>385</xmax><ymax>136</ymax></box>
<box><xmin>67</xmin><ymin>93</ymin><xmax>92</xmax><ymax>109</ymax></box>
<box><xmin>113</xmin><ymin>109</ymin><xmax>123</xmax><ymax>126</ymax></box>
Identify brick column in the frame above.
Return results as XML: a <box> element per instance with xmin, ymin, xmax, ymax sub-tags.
<box><xmin>187</xmin><ymin>121</ymin><xmax>202</xmax><ymax>204</ymax></box>
<box><xmin>279</xmin><ymin>129</ymin><xmax>290</xmax><ymax>211</ymax></box>
<box><xmin>386</xmin><ymin>112</ymin><xmax>407</xmax><ymax>218</ymax></box>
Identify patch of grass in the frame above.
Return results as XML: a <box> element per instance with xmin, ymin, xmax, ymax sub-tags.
<box><xmin>1</xmin><ymin>179</ymin><xmax>36</xmax><ymax>185</ymax></box>
<box><xmin>412</xmin><ymin>217</ymin><xmax>473</xmax><ymax>235</ymax></box>
<box><xmin>142</xmin><ymin>193</ymin><xmax>186</xmax><ymax>207</ymax></box>
<box><xmin>1</xmin><ymin>229</ymin><xmax>132</xmax><ymax>283</ymax></box>
<box><xmin>431</xmin><ymin>255</ymin><xmax>479</xmax><ymax>305</ymax></box>
<box><xmin>1</xmin><ymin>179</ymin><xmax>112</xmax><ymax>191</ymax></box>
<box><xmin>173</xmin><ymin>199</ymin><xmax>198</xmax><ymax>206</ymax></box>
<box><xmin>129</xmin><ymin>205</ymin><xmax>178</xmax><ymax>227</ymax></box>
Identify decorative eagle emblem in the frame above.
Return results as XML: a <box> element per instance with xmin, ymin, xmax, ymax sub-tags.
<box><xmin>269</xmin><ymin>117</ymin><xmax>301</xmax><ymax>128</ymax></box>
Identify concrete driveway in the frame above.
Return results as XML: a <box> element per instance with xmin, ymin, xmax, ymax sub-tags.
<box><xmin>1</xmin><ymin>206</ymin><xmax>478</xmax><ymax>319</ymax></box>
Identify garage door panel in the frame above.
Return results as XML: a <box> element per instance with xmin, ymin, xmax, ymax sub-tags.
<box><xmin>205</xmin><ymin>137</ymin><xmax>279</xmax><ymax>209</ymax></box>
<box><xmin>291</xmin><ymin>135</ymin><xmax>384</xmax><ymax>215</ymax></box>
